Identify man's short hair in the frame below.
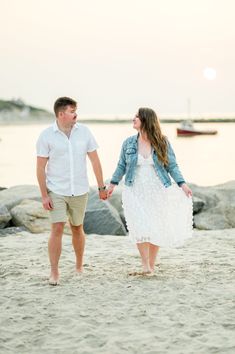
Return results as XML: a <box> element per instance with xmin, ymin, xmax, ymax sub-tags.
<box><xmin>54</xmin><ymin>97</ymin><xmax>77</xmax><ymax>116</ymax></box>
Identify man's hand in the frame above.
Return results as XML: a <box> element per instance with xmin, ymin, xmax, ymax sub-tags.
<box><xmin>42</xmin><ymin>196</ymin><xmax>53</xmax><ymax>210</ymax></box>
<box><xmin>99</xmin><ymin>189</ymin><xmax>108</xmax><ymax>200</ymax></box>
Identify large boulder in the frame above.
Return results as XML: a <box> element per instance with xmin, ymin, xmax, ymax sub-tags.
<box><xmin>0</xmin><ymin>204</ymin><xmax>12</xmax><ymax>229</ymax></box>
<box><xmin>10</xmin><ymin>199</ymin><xmax>71</xmax><ymax>234</ymax></box>
<box><xmin>193</xmin><ymin>205</ymin><xmax>235</xmax><ymax>230</ymax></box>
<box><xmin>0</xmin><ymin>185</ymin><xmax>41</xmax><ymax>210</ymax></box>
<box><xmin>0</xmin><ymin>226</ymin><xmax>27</xmax><ymax>237</ymax></box>
<box><xmin>84</xmin><ymin>189</ymin><xmax>127</xmax><ymax>235</ymax></box>
<box><xmin>10</xmin><ymin>194</ymin><xmax>127</xmax><ymax>236</ymax></box>
<box><xmin>192</xmin><ymin>196</ymin><xmax>205</xmax><ymax>214</ymax></box>
<box><xmin>106</xmin><ymin>183</ymin><xmax>127</xmax><ymax>229</ymax></box>
<box><xmin>11</xmin><ymin>199</ymin><xmax>51</xmax><ymax>233</ymax></box>
<box><xmin>190</xmin><ymin>181</ymin><xmax>235</xmax><ymax>229</ymax></box>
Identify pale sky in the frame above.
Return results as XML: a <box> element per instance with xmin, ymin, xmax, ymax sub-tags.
<box><xmin>0</xmin><ymin>0</ymin><xmax>235</xmax><ymax>116</ymax></box>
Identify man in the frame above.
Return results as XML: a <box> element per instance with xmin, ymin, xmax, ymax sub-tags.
<box><xmin>36</xmin><ymin>97</ymin><xmax>107</xmax><ymax>285</ymax></box>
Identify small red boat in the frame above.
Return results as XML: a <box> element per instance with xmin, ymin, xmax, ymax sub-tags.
<box><xmin>177</xmin><ymin>120</ymin><xmax>218</xmax><ymax>137</ymax></box>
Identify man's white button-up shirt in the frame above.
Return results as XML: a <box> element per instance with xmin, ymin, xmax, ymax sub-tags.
<box><xmin>36</xmin><ymin>121</ymin><xmax>98</xmax><ymax>196</ymax></box>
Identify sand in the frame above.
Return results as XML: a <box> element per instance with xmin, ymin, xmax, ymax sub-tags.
<box><xmin>0</xmin><ymin>229</ymin><xmax>235</xmax><ymax>354</ymax></box>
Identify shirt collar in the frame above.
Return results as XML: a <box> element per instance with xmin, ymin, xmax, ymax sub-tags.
<box><xmin>53</xmin><ymin>121</ymin><xmax>59</xmax><ymax>132</ymax></box>
<box><xmin>53</xmin><ymin>120</ymin><xmax>79</xmax><ymax>133</ymax></box>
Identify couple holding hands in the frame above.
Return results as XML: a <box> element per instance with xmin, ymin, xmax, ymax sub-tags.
<box><xmin>36</xmin><ymin>97</ymin><xmax>192</xmax><ymax>285</ymax></box>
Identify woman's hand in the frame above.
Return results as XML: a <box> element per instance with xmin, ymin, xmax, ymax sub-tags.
<box><xmin>181</xmin><ymin>183</ymin><xmax>193</xmax><ymax>197</ymax></box>
<box><xmin>107</xmin><ymin>184</ymin><xmax>116</xmax><ymax>198</ymax></box>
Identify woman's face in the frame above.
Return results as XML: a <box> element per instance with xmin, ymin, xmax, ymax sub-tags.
<box><xmin>133</xmin><ymin>114</ymin><xmax>141</xmax><ymax>131</ymax></box>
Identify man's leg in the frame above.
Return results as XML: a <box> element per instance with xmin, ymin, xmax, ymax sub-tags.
<box><xmin>70</xmin><ymin>223</ymin><xmax>86</xmax><ymax>273</ymax></box>
<box><xmin>48</xmin><ymin>222</ymin><xmax>65</xmax><ymax>284</ymax></box>
<box><xmin>68</xmin><ymin>193</ymin><xmax>88</xmax><ymax>273</ymax></box>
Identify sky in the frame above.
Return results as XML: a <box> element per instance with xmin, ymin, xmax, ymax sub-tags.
<box><xmin>0</xmin><ymin>0</ymin><xmax>235</xmax><ymax>117</ymax></box>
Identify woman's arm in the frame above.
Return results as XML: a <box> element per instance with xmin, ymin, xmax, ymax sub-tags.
<box><xmin>110</xmin><ymin>140</ymin><xmax>127</xmax><ymax>185</ymax></box>
<box><xmin>166</xmin><ymin>142</ymin><xmax>192</xmax><ymax>197</ymax></box>
<box><xmin>165</xmin><ymin>141</ymin><xmax>185</xmax><ymax>186</ymax></box>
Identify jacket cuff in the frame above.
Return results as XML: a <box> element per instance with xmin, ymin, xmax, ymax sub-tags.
<box><xmin>110</xmin><ymin>180</ymin><xmax>119</xmax><ymax>185</ymax></box>
<box><xmin>177</xmin><ymin>181</ymin><xmax>186</xmax><ymax>187</ymax></box>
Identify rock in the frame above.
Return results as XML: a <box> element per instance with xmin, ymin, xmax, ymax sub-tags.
<box><xmin>11</xmin><ymin>199</ymin><xmax>51</xmax><ymax>233</ymax></box>
<box><xmin>192</xmin><ymin>197</ymin><xmax>205</xmax><ymax>214</ymax></box>
<box><xmin>84</xmin><ymin>189</ymin><xmax>127</xmax><ymax>235</ymax></box>
<box><xmin>10</xmin><ymin>192</ymin><xmax>127</xmax><ymax>236</ymax></box>
<box><xmin>10</xmin><ymin>199</ymin><xmax>72</xmax><ymax>234</ymax></box>
<box><xmin>190</xmin><ymin>181</ymin><xmax>235</xmax><ymax>229</ymax></box>
<box><xmin>0</xmin><ymin>185</ymin><xmax>41</xmax><ymax>210</ymax></box>
<box><xmin>193</xmin><ymin>205</ymin><xmax>235</xmax><ymax>230</ymax></box>
<box><xmin>106</xmin><ymin>183</ymin><xmax>127</xmax><ymax>230</ymax></box>
<box><xmin>0</xmin><ymin>204</ymin><xmax>12</xmax><ymax>229</ymax></box>
<box><xmin>0</xmin><ymin>226</ymin><xmax>27</xmax><ymax>237</ymax></box>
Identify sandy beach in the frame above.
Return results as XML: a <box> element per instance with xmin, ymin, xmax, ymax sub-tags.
<box><xmin>0</xmin><ymin>229</ymin><xmax>235</xmax><ymax>354</ymax></box>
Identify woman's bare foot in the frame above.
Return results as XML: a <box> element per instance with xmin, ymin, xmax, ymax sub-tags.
<box><xmin>144</xmin><ymin>270</ymin><xmax>155</xmax><ymax>277</ymax></box>
<box><xmin>128</xmin><ymin>271</ymin><xmax>144</xmax><ymax>276</ymax></box>
<box><xmin>128</xmin><ymin>269</ymin><xmax>155</xmax><ymax>276</ymax></box>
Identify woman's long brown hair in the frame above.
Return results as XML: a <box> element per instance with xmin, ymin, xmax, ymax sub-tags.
<box><xmin>138</xmin><ymin>107</ymin><xmax>168</xmax><ymax>166</ymax></box>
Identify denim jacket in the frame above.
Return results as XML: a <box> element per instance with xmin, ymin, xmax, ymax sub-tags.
<box><xmin>110</xmin><ymin>134</ymin><xmax>186</xmax><ymax>188</ymax></box>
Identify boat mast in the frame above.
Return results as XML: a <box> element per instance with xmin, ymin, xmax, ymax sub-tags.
<box><xmin>187</xmin><ymin>97</ymin><xmax>191</xmax><ymax>120</ymax></box>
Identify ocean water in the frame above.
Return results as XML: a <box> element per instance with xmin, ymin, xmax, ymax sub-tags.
<box><xmin>0</xmin><ymin>121</ymin><xmax>234</xmax><ymax>188</ymax></box>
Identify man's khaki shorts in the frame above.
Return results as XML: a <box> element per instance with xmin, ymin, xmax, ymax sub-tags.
<box><xmin>48</xmin><ymin>191</ymin><xmax>88</xmax><ymax>226</ymax></box>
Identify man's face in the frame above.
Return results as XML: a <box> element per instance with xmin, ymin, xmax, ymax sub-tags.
<box><xmin>60</xmin><ymin>105</ymin><xmax>77</xmax><ymax>126</ymax></box>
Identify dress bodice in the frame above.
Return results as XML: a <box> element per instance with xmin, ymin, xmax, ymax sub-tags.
<box><xmin>137</xmin><ymin>153</ymin><xmax>154</xmax><ymax>166</ymax></box>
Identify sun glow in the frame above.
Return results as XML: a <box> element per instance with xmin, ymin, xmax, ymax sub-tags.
<box><xmin>203</xmin><ymin>67</ymin><xmax>217</xmax><ymax>80</ymax></box>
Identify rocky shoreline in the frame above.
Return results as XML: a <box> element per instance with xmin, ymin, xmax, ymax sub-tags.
<box><xmin>1</xmin><ymin>181</ymin><xmax>235</xmax><ymax>236</ymax></box>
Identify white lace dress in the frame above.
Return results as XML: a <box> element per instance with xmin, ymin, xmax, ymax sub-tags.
<box><xmin>122</xmin><ymin>154</ymin><xmax>193</xmax><ymax>247</ymax></box>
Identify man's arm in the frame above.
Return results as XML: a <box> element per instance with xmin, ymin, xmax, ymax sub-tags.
<box><xmin>87</xmin><ymin>150</ymin><xmax>107</xmax><ymax>200</ymax></box>
<box><xmin>36</xmin><ymin>157</ymin><xmax>53</xmax><ymax>210</ymax></box>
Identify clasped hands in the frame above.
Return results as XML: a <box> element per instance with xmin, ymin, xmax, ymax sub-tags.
<box><xmin>98</xmin><ymin>184</ymin><xmax>115</xmax><ymax>200</ymax></box>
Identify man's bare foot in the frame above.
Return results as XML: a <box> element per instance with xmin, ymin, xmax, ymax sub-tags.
<box><xmin>49</xmin><ymin>271</ymin><xmax>59</xmax><ymax>286</ymax></box>
<box><xmin>76</xmin><ymin>267</ymin><xmax>84</xmax><ymax>274</ymax></box>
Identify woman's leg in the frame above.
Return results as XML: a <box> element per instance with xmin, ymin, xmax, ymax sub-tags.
<box><xmin>137</xmin><ymin>242</ymin><xmax>151</xmax><ymax>272</ymax></box>
<box><xmin>149</xmin><ymin>243</ymin><xmax>160</xmax><ymax>272</ymax></box>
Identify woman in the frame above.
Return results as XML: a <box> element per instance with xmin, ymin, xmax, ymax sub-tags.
<box><xmin>108</xmin><ymin>107</ymin><xmax>193</xmax><ymax>276</ymax></box>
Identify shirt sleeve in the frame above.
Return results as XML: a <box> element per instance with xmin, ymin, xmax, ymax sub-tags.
<box><xmin>36</xmin><ymin>132</ymin><xmax>49</xmax><ymax>157</ymax></box>
<box><xmin>87</xmin><ymin>129</ymin><xmax>99</xmax><ymax>152</ymax></box>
